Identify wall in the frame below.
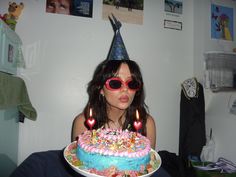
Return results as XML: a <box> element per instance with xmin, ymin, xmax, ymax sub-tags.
<box><xmin>1</xmin><ymin>0</ymin><xmax>194</xmax><ymax>164</ymax></box>
<box><xmin>194</xmin><ymin>0</ymin><xmax>236</xmax><ymax>162</ymax></box>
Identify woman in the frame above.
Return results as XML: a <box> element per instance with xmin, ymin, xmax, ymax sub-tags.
<box><xmin>72</xmin><ymin>59</ymin><xmax>156</xmax><ymax>149</ymax></box>
<box><xmin>10</xmin><ymin>59</ymin><xmax>169</xmax><ymax>177</ymax></box>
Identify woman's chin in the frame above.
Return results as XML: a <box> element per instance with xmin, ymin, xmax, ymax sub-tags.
<box><xmin>117</xmin><ymin>103</ymin><xmax>130</xmax><ymax>110</ymax></box>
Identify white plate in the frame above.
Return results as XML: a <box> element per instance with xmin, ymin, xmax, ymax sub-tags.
<box><xmin>64</xmin><ymin>141</ymin><xmax>161</xmax><ymax>177</ymax></box>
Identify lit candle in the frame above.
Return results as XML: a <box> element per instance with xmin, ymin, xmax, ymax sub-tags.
<box><xmin>133</xmin><ymin>109</ymin><xmax>142</xmax><ymax>132</ymax></box>
<box><xmin>86</xmin><ymin>108</ymin><xmax>96</xmax><ymax>130</ymax></box>
<box><xmin>89</xmin><ymin>108</ymin><xmax>92</xmax><ymax>117</ymax></box>
<box><xmin>136</xmin><ymin>110</ymin><xmax>139</xmax><ymax>120</ymax></box>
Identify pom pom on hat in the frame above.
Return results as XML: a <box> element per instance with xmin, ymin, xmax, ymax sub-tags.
<box><xmin>106</xmin><ymin>14</ymin><xmax>129</xmax><ymax>60</ymax></box>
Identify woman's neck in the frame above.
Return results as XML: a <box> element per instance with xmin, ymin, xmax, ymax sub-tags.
<box><xmin>106</xmin><ymin>107</ymin><xmax>126</xmax><ymax>129</ymax></box>
<box><xmin>108</xmin><ymin>108</ymin><xmax>126</xmax><ymax>121</ymax></box>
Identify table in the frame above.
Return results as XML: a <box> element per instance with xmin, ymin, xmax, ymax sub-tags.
<box><xmin>10</xmin><ymin>149</ymin><xmax>171</xmax><ymax>177</ymax></box>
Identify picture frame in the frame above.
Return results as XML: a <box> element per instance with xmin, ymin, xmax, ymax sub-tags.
<box><xmin>165</xmin><ymin>0</ymin><xmax>183</xmax><ymax>15</ymax></box>
<box><xmin>211</xmin><ymin>4</ymin><xmax>234</xmax><ymax>41</ymax></box>
<box><xmin>164</xmin><ymin>19</ymin><xmax>182</xmax><ymax>30</ymax></box>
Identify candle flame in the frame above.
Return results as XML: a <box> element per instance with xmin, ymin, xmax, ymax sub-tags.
<box><xmin>136</xmin><ymin>110</ymin><xmax>139</xmax><ymax>120</ymax></box>
<box><xmin>89</xmin><ymin>108</ymin><xmax>92</xmax><ymax>117</ymax></box>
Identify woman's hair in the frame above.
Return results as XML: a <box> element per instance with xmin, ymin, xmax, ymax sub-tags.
<box><xmin>83</xmin><ymin>59</ymin><xmax>149</xmax><ymax>135</ymax></box>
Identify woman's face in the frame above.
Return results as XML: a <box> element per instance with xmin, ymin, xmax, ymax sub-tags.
<box><xmin>101</xmin><ymin>63</ymin><xmax>137</xmax><ymax>111</ymax></box>
<box><xmin>46</xmin><ymin>0</ymin><xmax>71</xmax><ymax>15</ymax></box>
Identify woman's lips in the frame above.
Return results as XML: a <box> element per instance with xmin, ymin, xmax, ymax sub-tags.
<box><xmin>119</xmin><ymin>95</ymin><xmax>129</xmax><ymax>103</ymax></box>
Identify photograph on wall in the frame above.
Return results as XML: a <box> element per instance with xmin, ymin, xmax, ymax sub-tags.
<box><xmin>211</xmin><ymin>4</ymin><xmax>234</xmax><ymax>41</ymax></box>
<box><xmin>102</xmin><ymin>0</ymin><xmax>144</xmax><ymax>25</ymax></box>
<box><xmin>46</xmin><ymin>0</ymin><xmax>93</xmax><ymax>18</ymax></box>
<box><xmin>164</xmin><ymin>0</ymin><xmax>183</xmax><ymax>14</ymax></box>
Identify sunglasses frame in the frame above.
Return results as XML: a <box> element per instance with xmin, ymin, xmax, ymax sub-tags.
<box><xmin>105</xmin><ymin>77</ymin><xmax>140</xmax><ymax>91</ymax></box>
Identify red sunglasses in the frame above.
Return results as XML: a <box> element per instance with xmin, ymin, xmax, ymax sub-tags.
<box><xmin>105</xmin><ymin>77</ymin><xmax>141</xmax><ymax>91</ymax></box>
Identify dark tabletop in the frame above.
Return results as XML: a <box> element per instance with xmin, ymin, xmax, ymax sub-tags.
<box><xmin>10</xmin><ymin>149</ymin><xmax>171</xmax><ymax>177</ymax></box>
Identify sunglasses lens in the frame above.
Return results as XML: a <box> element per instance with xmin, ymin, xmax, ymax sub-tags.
<box><xmin>109</xmin><ymin>80</ymin><xmax>122</xmax><ymax>89</ymax></box>
<box><xmin>128</xmin><ymin>80</ymin><xmax>140</xmax><ymax>90</ymax></box>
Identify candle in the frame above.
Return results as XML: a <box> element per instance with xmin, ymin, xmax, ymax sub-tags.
<box><xmin>133</xmin><ymin>109</ymin><xmax>142</xmax><ymax>132</ymax></box>
<box><xmin>136</xmin><ymin>110</ymin><xmax>139</xmax><ymax>120</ymax></box>
<box><xmin>86</xmin><ymin>108</ymin><xmax>96</xmax><ymax>130</ymax></box>
<box><xmin>89</xmin><ymin>108</ymin><xmax>92</xmax><ymax>117</ymax></box>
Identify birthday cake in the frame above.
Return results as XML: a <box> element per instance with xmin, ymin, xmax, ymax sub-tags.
<box><xmin>76</xmin><ymin>128</ymin><xmax>151</xmax><ymax>173</ymax></box>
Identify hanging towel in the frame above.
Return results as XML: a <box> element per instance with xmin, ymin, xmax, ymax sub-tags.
<box><xmin>0</xmin><ymin>72</ymin><xmax>37</xmax><ymax>121</ymax></box>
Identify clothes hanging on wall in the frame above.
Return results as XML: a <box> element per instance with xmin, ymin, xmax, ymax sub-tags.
<box><xmin>0</xmin><ymin>72</ymin><xmax>37</xmax><ymax>121</ymax></box>
<box><xmin>179</xmin><ymin>77</ymin><xmax>206</xmax><ymax>176</ymax></box>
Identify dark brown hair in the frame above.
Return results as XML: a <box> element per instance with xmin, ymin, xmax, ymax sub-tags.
<box><xmin>83</xmin><ymin>59</ymin><xmax>149</xmax><ymax>136</ymax></box>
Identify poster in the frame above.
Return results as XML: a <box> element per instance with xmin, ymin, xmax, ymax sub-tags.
<box><xmin>165</xmin><ymin>0</ymin><xmax>183</xmax><ymax>14</ymax></box>
<box><xmin>211</xmin><ymin>4</ymin><xmax>234</xmax><ymax>41</ymax></box>
<box><xmin>46</xmin><ymin>0</ymin><xmax>93</xmax><ymax>18</ymax></box>
<box><xmin>72</xmin><ymin>0</ymin><xmax>93</xmax><ymax>17</ymax></box>
<box><xmin>102</xmin><ymin>0</ymin><xmax>144</xmax><ymax>25</ymax></box>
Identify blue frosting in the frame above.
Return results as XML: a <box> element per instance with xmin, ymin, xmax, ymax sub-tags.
<box><xmin>77</xmin><ymin>146</ymin><xmax>150</xmax><ymax>171</ymax></box>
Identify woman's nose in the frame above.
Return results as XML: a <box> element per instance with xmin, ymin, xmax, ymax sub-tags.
<box><xmin>120</xmin><ymin>84</ymin><xmax>129</xmax><ymax>92</ymax></box>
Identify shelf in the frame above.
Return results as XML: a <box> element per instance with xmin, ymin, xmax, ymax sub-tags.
<box><xmin>0</xmin><ymin>19</ymin><xmax>23</xmax><ymax>75</ymax></box>
<box><xmin>204</xmin><ymin>51</ymin><xmax>236</xmax><ymax>70</ymax></box>
<box><xmin>204</xmin><ymin>51</ymin><xmax>236</xmax><ymax>92</ymax></box>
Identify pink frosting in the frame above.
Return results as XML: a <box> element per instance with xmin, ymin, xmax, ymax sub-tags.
<box><xmin>77</xmin><ymin>129</ymin><xmax>151</xmax><ymax>158</ymax></box>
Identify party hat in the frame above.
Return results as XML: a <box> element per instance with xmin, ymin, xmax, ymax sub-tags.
<box><xmin>107</xmin><ymin>14</ymin><xmax>130</xmax><ymax>60</ymax></box>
